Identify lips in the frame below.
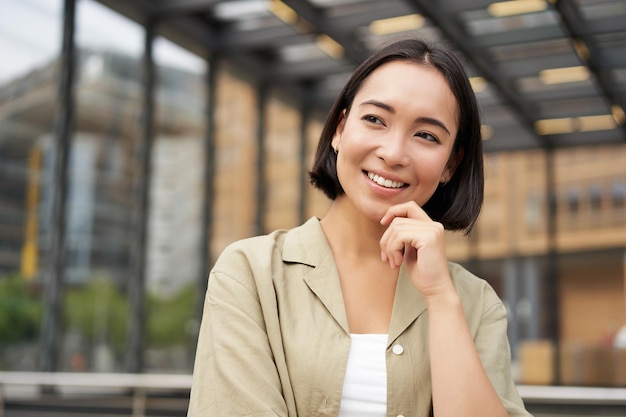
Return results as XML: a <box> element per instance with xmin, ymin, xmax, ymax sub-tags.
<box><xmin>366</xmin><ymin>171</ymin><xmax>407</xmax><ymax>189</ymax></box>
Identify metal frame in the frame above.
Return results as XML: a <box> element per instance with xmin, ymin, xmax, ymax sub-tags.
<box><xmin>39</xmin><ymin>0</ymin><xmax>626</xmax><ymax>375</ymax></box>
<box><xmin>98</xmin><ymin>0</ymin><xmax>625</xmax><ymax>153</ymax></box>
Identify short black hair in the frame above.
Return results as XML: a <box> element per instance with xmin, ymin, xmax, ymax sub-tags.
<box><xmin>309</xmin><ymin>38</ymin><xmax>484</xmax><ymax>233</ymax></box>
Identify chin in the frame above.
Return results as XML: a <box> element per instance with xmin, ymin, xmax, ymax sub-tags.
<box><xmin>362</xmin><ymin>204</ymin><xmax>391</xmax><ymax>223</ymax></box>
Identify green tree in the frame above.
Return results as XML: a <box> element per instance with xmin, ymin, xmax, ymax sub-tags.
<box><xmin>64</xmin><ymin>277</ymin><xmax>128</xmax><ymax>351</ymax></box>
<box><xmin>0</xmin><ymin>273</ymin><xmax>42</xmax><ymax>343</ymax></box>
<box><xmin>147</xmin><ymin>284</ymin><xmax>196</xmax><ymax>348</ymax></box>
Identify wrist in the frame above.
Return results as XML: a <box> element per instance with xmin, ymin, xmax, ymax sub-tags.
<box><xmin>424</xmin><ymin>286</ymin><xmax>461</xmax><ymax>314</ymax></box>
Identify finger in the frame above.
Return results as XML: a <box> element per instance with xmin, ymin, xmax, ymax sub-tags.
<box><xmin>380</xmin><ymin>201</ymin><xmax>429</xmax><ymax>225</ymax></box>
<box><xmin>380</xmin><ymin>220</ymin><xmax>413</xmax><ymax>269</ymax></box>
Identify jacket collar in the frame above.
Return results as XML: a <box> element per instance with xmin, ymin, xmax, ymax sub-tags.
<box><xmin>389</xmin><ymin>264</ymin><xmax>427</xmax><ymax>346</ymax></box>
<box><xmin>282</xmin><ymin>217</ymin><xmax>427</xmax><ymax>344</ymax></box>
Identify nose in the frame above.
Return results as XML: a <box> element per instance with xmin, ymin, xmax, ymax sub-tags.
<box><xmin>376</xmin><ymin>130</ymin><xmax>410</xmax><ymax>167</ymax></box>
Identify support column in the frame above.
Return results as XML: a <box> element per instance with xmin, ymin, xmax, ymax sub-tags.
<box><xmin>298</xmin><ymin>101</ymin><xmax>310</xmax><ymax>225</ymax></box>
<box><xmin>192</xmin><ymin>55</ymin><xmax>219</xmax><ymax>364</ymax></box>
<box><xmin>39</xmin><ymin>0</ymin><xmax>76</xmax><ymax>373</ymax></box>
<box><xmin>545</xmin><ymin>146</ymin><xmax>560</xmax><ymax>383</ymax></box>
<box><xmin>254</xmin><ymin>83</ymin><xmax>268</xmax><ymax>236</ymax></box>
<box><xmin>503</xmin><ymin>258</ymin><xmax>520</xmax><ymax>357</ymax></box>
<box><xmin>125</xmin><ymin>20</ymin><xmax>155</xmax><ymax>373</ymax></box>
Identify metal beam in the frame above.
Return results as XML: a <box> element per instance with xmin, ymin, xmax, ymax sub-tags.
<box><xmin>554</xmin><ymin>0</ymin><xmax>626</xmax><ymax>139</ymax></box>
<box><xmin>281</xmin><ymin>0</ymin><xmax>370</xmax><ymax>64</ymax></box>
<box><xmin>153</xmin><ymin>0</ymin><xmax>220</xmax><ymax>17</ymax></box>
<box><xmin>405</xmin><ymin>0</ymin><xmax>549</xmax><ymax>149</ymax></box>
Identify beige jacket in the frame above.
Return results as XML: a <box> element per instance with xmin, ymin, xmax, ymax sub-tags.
<box><xmin>188</xmin><ymin>217</ymin><xmax>531</xmax><ymax>417</ymax></box>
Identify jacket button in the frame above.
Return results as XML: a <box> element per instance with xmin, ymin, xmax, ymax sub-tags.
<box><xmin>392</xmin><ymin>344</ymin><xmax>404</xmax><ymax>355</ymax></box>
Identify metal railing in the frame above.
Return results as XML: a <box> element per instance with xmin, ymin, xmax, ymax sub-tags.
<box><xmin>2</xmin><ymin>372</ymin><xmax>626</xmax><ymax>417</ymax></box>
<box><xmin>0</xmin><ymin>371</ymin><xmax>192</xmax><ymax>417</ymax></box>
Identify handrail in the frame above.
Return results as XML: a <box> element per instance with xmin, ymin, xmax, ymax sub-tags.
<box><xmin>0</xmin><ymin>371</ymin><xmax>192</xmax><ymax>417</ymax></box>
<box><xmin>517</xmin><ymin>384</ymin><xmax>626</xmax><ymax>405</ymax></box>
<box><xmin>0</xmin><ymin>371</ymin><xmax>192</xmax><ymax>390</ymax></box>
<box><xmin>1</xmin><ymin>372</ymin><xmax>626</xmax><ymax>411</ymax></box>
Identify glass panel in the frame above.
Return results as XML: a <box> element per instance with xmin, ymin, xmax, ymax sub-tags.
<box><xmin>0</xmin><ymin>0</ymin><xmax>62</xmax><ymax>371</ymax></box>
<box><xmin>145</xmin><ymin>36</ymin><xmax>207</xmax><ymax>372</ymax></box>
<box><xmin>58</xmin><ymin>0</ymin><xmax>144</xmax><ymax>372</ymax></box>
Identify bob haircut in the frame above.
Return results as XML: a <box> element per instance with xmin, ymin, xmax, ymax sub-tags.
<box><xmin>309</xmin><ymin>38</ymin><xmax>484</xmax><ymax>233</ymax></box>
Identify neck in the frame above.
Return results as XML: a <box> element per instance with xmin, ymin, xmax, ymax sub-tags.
<box><xmin>320</xmin><ymin>197</ymin><xmax>387</xmax><ymax>259</ymax></box>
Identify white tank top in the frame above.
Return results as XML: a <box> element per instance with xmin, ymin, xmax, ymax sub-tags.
<box><xmin>338</xmin><ymin>333</ymin><xmax>387</xmax><ymax>417</ymax></box>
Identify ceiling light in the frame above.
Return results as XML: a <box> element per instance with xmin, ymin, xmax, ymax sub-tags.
<box><xmin>535</xmin><ymin>114</ymin><xmax>618</xmax><ymax>135</ymax></box>
<box><xmin>316</xmin><ymin>34</ymin><xmax>344</xmax><ymax>60</ymax></box>
<box><xmin>368</xmin><ymin>14</ymin><xmax>425</xmax><ymax>36</ymax></box>
<box><xmin>535</xmin><ymin>118</ymin><xmax>575</xmax><ymax>135</ymax></box>
<box><xmin>469</xmin><ymin>76</ymin><xmax>487</xmax><ymax>93</ymax></box>
<box><xmin>269</xmin><ymin>0</ymin><xmax>298</xmax><ymax>25</ymax></box>
<box><xmin>487</xmin><ymin>0</ymin><xmax>548</xmax><ymax>17</ymax></box>
<box><xmin>577</xmin><ymin>115</ymin><xmax>616</xmax><ymax>132</ymax></box>
<box><xmin>539</xmin><ymin>66</ymin><xmax>589</xmax><ymax>85</ymax></box>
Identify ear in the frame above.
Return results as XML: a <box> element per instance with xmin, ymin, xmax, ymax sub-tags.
<box><xmin>331</xmin><ymin>110</ymin><xmax>347</xmax><ymax>151</ymax></box>
<box><xmin>442</xmin><ymin>146</ymin><xmax>464</xmax><ymax>184</ymax></box>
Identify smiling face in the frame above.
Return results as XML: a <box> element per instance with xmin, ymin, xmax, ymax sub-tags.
<box><xmin>331</xmin><ymin>60</ymin><xmax>461</xmax><ymax>222</ymax></box>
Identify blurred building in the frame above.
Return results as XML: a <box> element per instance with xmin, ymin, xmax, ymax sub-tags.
<box><xmin>1</xmin><ymin>48</ymin><xmax>204</xmax><ymax>291</ymax></box>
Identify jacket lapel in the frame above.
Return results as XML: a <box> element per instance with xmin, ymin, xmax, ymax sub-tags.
<box><xmin>282</xmin><ymin>218</ymin><xmax>350</xmax><ymax>335</ymax></box>
<box><xmin>388</xmin><ymin>264</ymin><xmax>427</xmax><ymax>347</ymax></box>
<box><xmin>281</xmin><ymin>217</ymin><xmax>428</xmax><ymax>340</ymax></box>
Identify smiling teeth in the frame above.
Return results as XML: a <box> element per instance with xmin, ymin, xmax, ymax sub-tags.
<box><xmin>367</xmin><ymin>172</ymin><xmax>406</xmax><ymax>189</ymax></box>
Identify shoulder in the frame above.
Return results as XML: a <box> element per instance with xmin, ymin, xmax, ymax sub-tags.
<box><xmin>448</xmin><ymin>261</ymin><xmax>506</xmax><ymax>321</ymax></box>
<box><xmin>212</xmin><ymin>230</ymin><xmax>288</xmax><ymax>275</ymax></box>
<box><xmin>449</xmin><ymin>262</ymin><xmax>499</xmax><ymax>301</ymax></box>
<box><xmin>210</xmin><ymin>217</ymin><xmax>325</xmax><ymax>281</ymax></box>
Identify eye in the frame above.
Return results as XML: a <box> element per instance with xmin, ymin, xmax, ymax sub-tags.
<box><xmin>415</xmin><ymin>131</ymin><xmax>440</xmax><ymax>143</ymax></box>
<box><xmin>362</xmin><ymin>114</ymin><xmax>385</xmax><ymax>126</ymax></box>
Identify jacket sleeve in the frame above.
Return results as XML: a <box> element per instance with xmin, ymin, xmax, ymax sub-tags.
<box><xmin>187</xmin><ymin>247</ymin><xmax>288</xmax><ymax>417</ymax></box>
<box><xmin>475</xmin><ymin>297</ymin><xmax>534</xmax><ymax>417</ymax></box>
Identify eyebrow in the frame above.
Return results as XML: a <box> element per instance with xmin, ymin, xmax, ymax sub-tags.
<box><xmin>359</xmin><ymin>99</ymin><xmax>451</xmax><ymax>136</ymax></box>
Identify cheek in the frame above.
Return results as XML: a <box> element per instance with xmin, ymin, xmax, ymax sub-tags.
<box><xmin>414</xmin><ymin>153</ymin><xmax>449</xmax><ymax>179</ymax></box>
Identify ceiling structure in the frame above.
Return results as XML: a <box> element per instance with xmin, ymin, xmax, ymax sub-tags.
<box><xmin>99</xmin><ymin>0</ymin><xmax>626</xmax><ymax>153</ymax></box>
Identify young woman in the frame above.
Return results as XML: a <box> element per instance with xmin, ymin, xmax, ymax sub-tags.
<box><xmin>188</xmin><ymin>38</ymin><xmax>532</xmax><ymax>417</ymax></box>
